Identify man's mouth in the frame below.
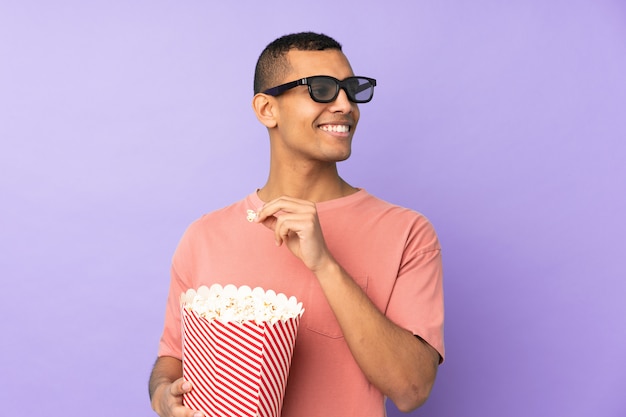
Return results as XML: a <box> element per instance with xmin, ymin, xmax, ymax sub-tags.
<box><xmin>319</xmin><ymin>124</ymin><xmax>350</xmax><ymax>133</ymax></box>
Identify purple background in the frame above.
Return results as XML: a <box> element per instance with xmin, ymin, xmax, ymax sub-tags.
<box><xmin>1</xmin><ymin>1</ymin><xmax>625</xmax><ymax>416</ymax></box>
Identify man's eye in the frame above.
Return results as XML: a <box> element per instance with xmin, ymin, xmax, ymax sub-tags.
<box><xmin>312</xmin><ymin>85</ymin><xmax>332</xmax><ymax>96</ymax></box>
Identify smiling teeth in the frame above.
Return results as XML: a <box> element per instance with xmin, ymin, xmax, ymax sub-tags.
<box><xmin>320</xmin><ymin>125</ymin><xmax>349</xmax><ymax>133</ymax></box>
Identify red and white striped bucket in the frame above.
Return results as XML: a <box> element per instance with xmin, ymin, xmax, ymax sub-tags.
<box><xmin>182</xmin><ymin>306</ymin><xmax>301</xmax><ymax>417</ymax></box>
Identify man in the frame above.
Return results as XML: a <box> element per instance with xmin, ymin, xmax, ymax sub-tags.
<box><xmin>149</xmin><ymin>32</ymin><xmax>444</xmax><ymax>417</ymax></box>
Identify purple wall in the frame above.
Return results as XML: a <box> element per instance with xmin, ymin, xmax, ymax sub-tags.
<box><xmin>1</xmin><ymin>1</ymin><xmax>624</xmax><ymax>416</ymax></box>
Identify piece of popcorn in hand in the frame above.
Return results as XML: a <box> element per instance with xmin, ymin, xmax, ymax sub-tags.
<box><xmin>246</xmin><ymin>209</ymin><xmax>257</xmax><ymax>222</ymax></box>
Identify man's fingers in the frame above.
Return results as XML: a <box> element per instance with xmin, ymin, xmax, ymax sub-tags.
<box><xmin>257</xmin><ymin>213</ymin><xmax>278</xmax><ymax>231</ymax></box>
<box><xmin>273</xmin><ymin>214</ymin><xmax>310</xmax><ymax>245</ymax></box>
<box><xmin>176</xmin><ymin>404</ymin><xmax>204</xmax><ymax>417</ymax></box>
<box><xmin>256</xmin><ymin>197</ymin><xmax>316</xmax><ymax>222</ymax></box>
<box><xmin>170</xmin><ymin>378</ymin><xmax>192</xmax><ymax>396</ymax></box>
<box><xmin>168</xmin><ymin>379</ymin><xmax>206</xmax><ymax>417</ymax></box>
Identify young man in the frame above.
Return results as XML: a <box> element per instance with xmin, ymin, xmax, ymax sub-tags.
<box><xmin>149</xmin><ymin>32</ymin><xmax>444</xmax><ymax>417</ymax></box>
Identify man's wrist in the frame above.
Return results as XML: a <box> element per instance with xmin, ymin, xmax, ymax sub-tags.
<box><xmin>313</xmin><ymin>257</ymin><xmax>343</xmax><ymax>283</ymax></box>
<box><xmin>150</xmin><ymin>380</ymin><xmax>169</xmax><ymax>412</ymax></box>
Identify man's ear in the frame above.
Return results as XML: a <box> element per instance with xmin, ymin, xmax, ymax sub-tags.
<box><xmin>252</xmin><ymin>93</ymin><xmax>278</xmax><ymax>128</ymax></box>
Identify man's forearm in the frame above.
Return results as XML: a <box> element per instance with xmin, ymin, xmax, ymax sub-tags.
<box><xmin>314</xmin><ymin>261</ymin><xmax>439</xmax><ymax>412</ymax></box>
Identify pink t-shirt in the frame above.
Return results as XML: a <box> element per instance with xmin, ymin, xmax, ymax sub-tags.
<box><xmin>158</xmin><ymin>189</ymin><xmax>444</xmax><ymax>417</ymax></box>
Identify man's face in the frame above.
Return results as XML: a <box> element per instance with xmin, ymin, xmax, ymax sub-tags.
<box><xmin>269</xmin><ymin>49</ymin><xmax>361</xmax><ymax>164</ymax></box>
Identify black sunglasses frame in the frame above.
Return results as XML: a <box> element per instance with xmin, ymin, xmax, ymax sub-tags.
<box><xmin>262</xmin><ymin>75</ymin><xmax>377</xmax><ymax>103</ymax></box>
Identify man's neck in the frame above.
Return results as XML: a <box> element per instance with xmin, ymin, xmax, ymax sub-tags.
<box><xmin>257</xmin><ymin>163</ymin><xmax>357</xmax><ymax>203</ymax></box>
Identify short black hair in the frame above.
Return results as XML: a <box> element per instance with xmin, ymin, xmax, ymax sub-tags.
<box><xmin>253</xmin><ymin>32</ymin><xmax>343</xmax><ymax>94</ymax></box>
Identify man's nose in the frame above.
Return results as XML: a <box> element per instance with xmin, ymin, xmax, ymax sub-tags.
<box><xmin>329</xmin><ymin>88</ymin><xmax>354</xmax><ymax>112</ymax></box>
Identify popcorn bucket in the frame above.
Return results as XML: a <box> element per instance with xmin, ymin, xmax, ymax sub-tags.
<box><xmin>181</xmin><ymin>285</ymin><xmax>304</xmax><ymax>417</ymax></box>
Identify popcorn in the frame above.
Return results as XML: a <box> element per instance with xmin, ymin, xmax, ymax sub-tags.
<box><xmin>181</xmin><ymin>284</ymin><xmax>304</xmax><ymax>417</ymax></box>
<box><xmin>246</xmin><ymin>209</ymin><xmax>257</xmax><ymax>222</ymax></box>
<box><xmin>181</xmin><ymin>284</ymin><xmax>304</xmax><ymax>324</ymax></box>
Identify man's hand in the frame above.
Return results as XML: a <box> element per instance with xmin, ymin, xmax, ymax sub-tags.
<box><xmin>255</xmin><ymin>196</ymin><xmax>334</xmax><ymax>273</ymax></box>
<box><xmin>149</xmin><ymin>356</ymin><xmax>204</xmax><ymax>417</ymax></box>
<box><xmin>151</xmin><ymin>378</ymin><xmax>203</xmax><ymax>417</ymax></box>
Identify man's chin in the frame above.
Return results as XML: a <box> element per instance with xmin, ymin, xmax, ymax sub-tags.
<box><xmin>332</xmin><ymin>149</ymin><xmax>352</xmax><ymax>162</ymax></box>
<box><xmin>337</xmin><ymin>153</ymin><xmax>351</xmax><ymax>162</ymax></box>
